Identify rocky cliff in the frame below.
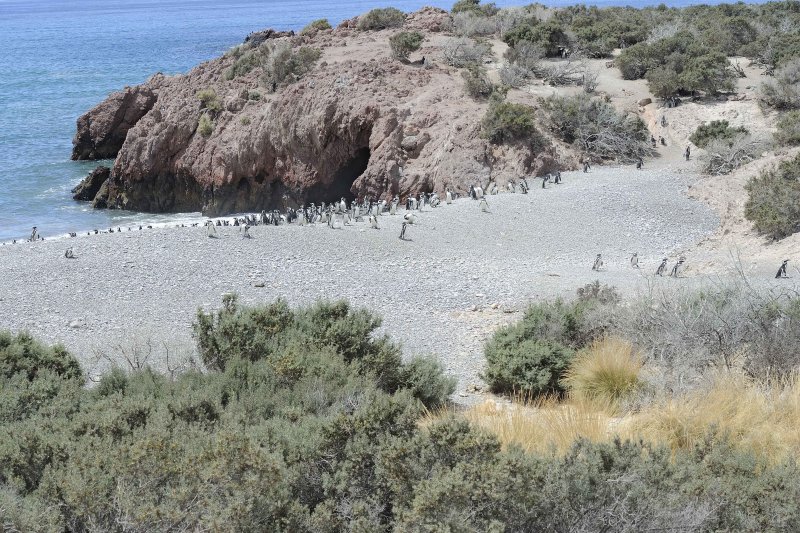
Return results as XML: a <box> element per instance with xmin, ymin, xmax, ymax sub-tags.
<box><xmin>72</xmin><ymin>7</ymin><xmax>563</xmax><ymax>215</ymax></box>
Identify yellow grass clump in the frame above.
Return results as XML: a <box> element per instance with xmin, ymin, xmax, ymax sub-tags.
<box><xmin>561</xmin><ymin>337</ymin><xmax>643</xmax><ymax>413</ymax></box>
<box><xmin>445</xmin><ymin>372</ymin><xmax>800</xmax><ymax>462</ymax></box>
<box><xmin>625</xmin><ymin>373</ymin><xmax>800</xmax><ymax>461</ymax></box>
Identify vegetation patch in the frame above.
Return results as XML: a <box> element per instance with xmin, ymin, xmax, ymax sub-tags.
<box><xmin>690</xmin><ymin>120</ymin><xmax>748</xmax><ymax>149</ymax></box>
<box><xmin>480</xmin><ymin>94</ymin><xmax>546</xmax><ymax>149</ymax></box>
<box><xmin>300</xmin><ymin>18</ymin><xmax>331</xmax><ymax>35</ymax></box>
<box><xmin>357</xmin><ymin>7</ymin><xmax>405</xmax><ymax>31</ymax></box>
<box><xmin>389</xmin><ymin>31</ymin><xmax>423</xmax><ymax>61</ymax></box>
<box><xmin>745</xmin><ymin>153</ymin><xmax>800</xmax><ymax>240</ymax></box>
<box><xmin>540</xmin><ymin>94</ymin><xmax>650</xmax><ymax>162</ymax></box>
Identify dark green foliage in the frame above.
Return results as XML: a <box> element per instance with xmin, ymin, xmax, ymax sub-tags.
<box><xmin>357</xmin><ymin>7</ymin><xmax>405</xmax><ymax>30</ymax></box>
<box><xmin>745</xmin><ymin>154</ymin><xmax>800</xmax><ymax>240</ymax></box>
<box><xmin>481</xmin><ymin>95</ymin><xmax>546</xmax><ymax>149</ymax></box>
<box><xmin>451</xmin><ymin>0</ymin><xmax>498</xmax><ymax>16</ymax></box>
<box><xmin>300</xmin><ymin>18</ymin><xmax>331</xmax><ymax>35</ymax></box>
<box><xmin>541</xmin><ymin>94</ymin><xmax>650</xmax><ymax>162</ymax></box>
<box><xmin>224</xmin><ymin>48</ymin><xmax>262</xmax><ymax>80</ymax></box>
<box><xmin>461</xmin><ymin>64</ymin><xmax>494</xmax><ymax>98</ymax></box>
<box><xmin>0</xmin><ymin>331</ymin><xmax>81</xmax><ymax>382</ymax></box>
<box><xmin>389</xmin><ymin>31</ymin><xmax>423</xmax><ymax>61</ymax></box>
<box><xmin>775</xmin><ymin>110</ymin><xmax>800</xmax><ymax>146</ymax></box>
<box><xmin>618</xmin><ymin>31</ymin><xmax>736</xmax><ymax>95</ymax></box>
<box><xmin>483</xmin><ymin>299</ymin><xmax>594</xmax><ymax>395</ymax></box>
<box><xmin>503</xmin><ymin>21</ymin><xmax>569</xmax><ymax>57</ymax></box>
<box><xmin>690</xmin><ymin>120</ymin><xmax>748</xmax><ymax>148</ymax></box>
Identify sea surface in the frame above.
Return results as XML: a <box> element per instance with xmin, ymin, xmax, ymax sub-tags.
<box><xmin>0</xmin><ymin>0</ymin><xmax>755</xmax><ymax>241</ymax></box>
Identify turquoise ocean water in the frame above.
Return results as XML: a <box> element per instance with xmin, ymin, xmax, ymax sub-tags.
<box><xmin>0</xmin><ymin>0</ymin><xmax>745</xmax><ymax>241</ymax></box>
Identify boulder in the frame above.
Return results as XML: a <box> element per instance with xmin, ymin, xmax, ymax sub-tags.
<box><xmin>72</xmin><ymin>166</ymin><xmax>110</xmax><ymax>201</ymax></box>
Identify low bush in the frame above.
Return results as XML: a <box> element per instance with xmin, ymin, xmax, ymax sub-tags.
<box><xmin>262</xmin><ymin>43</ymin><xmax>322</xmax><ymax>88</ymax></box>
<box><xmin>197</xmin><ymin>113</ymin><xmax>214</xmax><ymax>137</ymax></box>
<box><xmin>451</xmin><ymin>11</ymin><xmax>497</xmax><ymax>37</ymax></box>
<box><xmin>503</xmin><ymin>21</ymin><xmax>569</xmax><ymax>57</ymax></box>
<box><xmin>0</xmin><ymin>331</ymin><xmax>81</xmax><ymax>382</ymax></box>
<box><xmin>461</xmin><ymin>65</ymin><xmax>493</xmax><ymax>98</ymax></box>
<box><xmin>760</xmin><ymin>58</ymin><xmax>800</xmax><ymax>110</ymax></box>
<box><xmin>690</xmin><ymin>120</ymin><xmax>748</xmax><ymax>149</ymax></box>
<box><xmin>441</xmin><ymin>37</ymin><xmax>491</xmax><ymax>67</ymax></box>
<box><xmin>389</xmin><ymin>31</ymin><xmax>423</xmax><ymax>61</ymax></box>
<box><xmin>195</xmin><ymin>89</ymin><xmax>222</xmax><ymax>113</ymax></box>
<box><xmin>300</xmin><ymin>18</ymin><xmax>331</xmax><ymax>35</ymax></box>
<box><xmin>483</xmin><ymin>299</ymin><xmax>595</xmax><ymax>396</ymax></box>
<box><xmin>357</xmin><ymin>7</ymin><xmax>405</xmax><ymax>30</ymax></box>
<box><xmin>562</xmin><ymin>337</ymin><xmax>643</xmax><ymax>410</ymax></box>
<box><xmin>451</xmin><ymin>0</ymin><xmax>498</xmax><ymax>17</ymax></box>
<box><xmin>224</xmin><ymin>48</ymin><xmax>262</xmax><ymax>80</ymax></box>
<box><xmin>701</xmin><ymin>133</ymin><xmax>764</xmax><ymax>175</ymax></box>
<box><xmin>745</xmin><ymin>153</ymin><xmax>800</xmax><ymax>240</ymax></box>
<box><xmin>480</xmin><ymin>95</ymin><xmax>546</xmax><ymax>149</ymax></box>
<box><xmin>775</xmin><ymin>110</ymin><xmax>800</xmax><ymax>146</ymax></box>
<box><xmin>540</xmin><ymin>94</ymin><xmax>650</xmax><ymax>162</ymax></box>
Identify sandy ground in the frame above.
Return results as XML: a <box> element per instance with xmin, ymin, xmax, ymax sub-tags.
<box><xmin>0</xmin><ymin>163</ymin><xmax>727</xmax><ymax>402</ymax></box>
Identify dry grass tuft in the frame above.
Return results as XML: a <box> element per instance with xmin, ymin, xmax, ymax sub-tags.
<box><xmin>561</xmin><ymin>337</ymin><xmax>643</xmax><ymax>413</ymax></box>
<box><xmin>460</xmin><ymin>397</ymin><xmax>613</xmax><ymax>455</ymax></box>
<box><xmin>625</xmin><ymin>373</ymin><xmax>800</xmax><ymax>461</ymax></box>
<box><xmin>447</xmin><ymin>372</ymin><xmax>800</xmax><ymax>462</ymax></box>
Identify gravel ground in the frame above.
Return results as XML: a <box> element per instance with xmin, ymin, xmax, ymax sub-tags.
<box><xmin>0</xmin><ymin>164</ymin><xmax>718</xmax><ymax>402</ymax></box>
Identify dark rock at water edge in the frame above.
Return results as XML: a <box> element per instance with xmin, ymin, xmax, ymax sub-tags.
<box><xmin>72</xmin><ymin>166</ymin><xmax>110</xmax><ymax>202</ymax></box>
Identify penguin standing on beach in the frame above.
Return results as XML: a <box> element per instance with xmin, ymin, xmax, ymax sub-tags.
<box><xmin>776</xmin><ymin>259</ymin><xmax>790</xmax><ymax>279</ymax></box>
<box><xmin>592</xmin><ymin>254</ymin><xmax>604</xmax><ymax>271</ymax></box>
<box><xmin>669</xmin><ymin>258</ymin><xmax>685</xmax><ymax>277</ymax></box>
<box><xmin>64</xmin><ymin>247</ymin><xmax>76</xmax><ymax>259</ymax></box>
<box><xmin>479</xmin><ymin>197</ymin><xmax>490</xmax><ymax>213</ymax></box>
<box><xmin>29</xmin><ymin>227</ymin><xmax>38</xmax><ymax>242</ymax></box>
<box><xmin>630</xmin><ymin>253</ymin><xmax>639</xmax><ymax>269</ymax></box>
<box><xmin>655</xmin><ymin>258</ymin><xmax>668</xmax><ymax>276</ymax></box>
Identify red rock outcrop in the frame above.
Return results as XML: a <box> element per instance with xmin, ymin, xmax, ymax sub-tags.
<box><xmin>72</xmin><ymin>8</ymin><xmax>563</xmax><ymax>216</ymax></box>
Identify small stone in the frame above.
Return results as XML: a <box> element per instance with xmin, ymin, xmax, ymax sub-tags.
<box><xmin>68</xmin><ymin>320</ymin><xmax>83</xmax><ymax>329</ymax></box>
<box><xmin>254</xmin><ymin>281</ymin><xmax>265</xmax><ymax>287</ymax></box>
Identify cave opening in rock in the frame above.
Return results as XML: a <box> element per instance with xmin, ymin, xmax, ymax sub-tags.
<box><xmin>306</xmin><ymin>147</ymin><xmax>370</xmax><ymax>204</ymax></box>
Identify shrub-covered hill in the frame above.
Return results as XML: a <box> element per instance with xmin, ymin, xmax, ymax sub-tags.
<box><xmin>3</xmin><ymin>297</ymin><xmax>800</xmax><ymax>531</ymax></box>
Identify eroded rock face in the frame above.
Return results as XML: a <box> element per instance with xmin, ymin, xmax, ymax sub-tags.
<box><xmin>72</xmin><ymin>9</ymin><xmax>564</xmax><ymax>215</ymax></box>
<box><xmin>72</xmin><ymin>80</ymin><xmax>161</xmax><ymax>160</ymax></box>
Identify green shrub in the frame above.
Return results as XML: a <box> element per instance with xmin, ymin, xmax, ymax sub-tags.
<box><xmin>195</xmin><ymin>89</ymin><xmax>222</xmax><ymax>113</ymax></box>
<box><xmin>262</xmin><ymin>43</ymin><xmax>322</xmax><ymax>88</ymax></box>
<box><xmin>300</xmin><ymin>18</ymin><xmax>332</xmax><ymax>35</ymax></box>
<box><xmin>389</xmin><ymin>31</ymin><xmax>424</xmax><ymax>61</ymax></box>
<box><xmin>745</xmin><ymin>154</ymin><xmax>800</xmax><ymax>240</ymax></box>
<box><xmin>0</xmin><ymin>331</ymin><xmax>81</xmax><ymax>382</ymax></box>
<box><xmin>451</xmin><ymin>0</ymin><xmax>498</xmax><ymax>17</ymax></box>
<box><xmin>679</xmin><ymin>51</ymin><xmax>736</xmax><ymax>95</ymax></box>
<box><xmin>358</xmin><ymin>7</ymin><xmax>406</xmax><ymax>31</ymax></box>
<box><xmin>503</xmin><ymin>21</ymin><xmax>569</xmax><ymax>57</ymax></box>
<box><xmin>481</xmin><ymin>95</ymin><xmax>545</xmax><ymax>148</ymax></box>
<box><xmin>400</xmin><ymin>357</ymin><xmax>456</xmax><ymax>409</ymax></box>
<box><xmin>197</xmin><ymin>113</ymin><xmax>214</xmax><ymax>137</ymax></box>
<box><xmin>247</xmin><ymin>89</ymin><xmax>261</xmax><ymax>100</ymax></box>
<box><xmin>461</xmin><ymin>65</ymin><xmax>494</xmax><ymax>99</ymax></box>
<box><xmin>541</xmin><ymin>94</ymin><xmax>649</xmax><ymax>162</ymax></box>
<box><xmin>775</xmin><ymin>110</ymin><xmax>800</xmax><ymax>146</ymax></box>
<box><xmin>645</xmin><ymin>66</ymin><xmax>680</xmax><ymax>99</ymax></box>
<box><xmin>689</xmin><ymin>120</ymin><xmax>748</xmax><ymax>149</ymax></box>
<box><xmin>483</xmin><ymin>299</ymin><xmax>594</xmax><ymax>395</ymax></box>
<box><xmin>224</xmin><ymin>49</ymin><xmax>262</xmax><ymax>80</ymax></box>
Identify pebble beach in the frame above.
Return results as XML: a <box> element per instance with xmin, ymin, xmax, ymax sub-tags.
<box><xmin>0</xmin><ymin>164</ymin><xmax>718</xmax><ymax>400</ymax></box>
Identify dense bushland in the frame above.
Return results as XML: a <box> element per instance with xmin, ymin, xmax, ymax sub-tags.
<box><xmin>5</xmin><ymin>309</ymin><xmax>800</xmax><ymax>530</ymax></box>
